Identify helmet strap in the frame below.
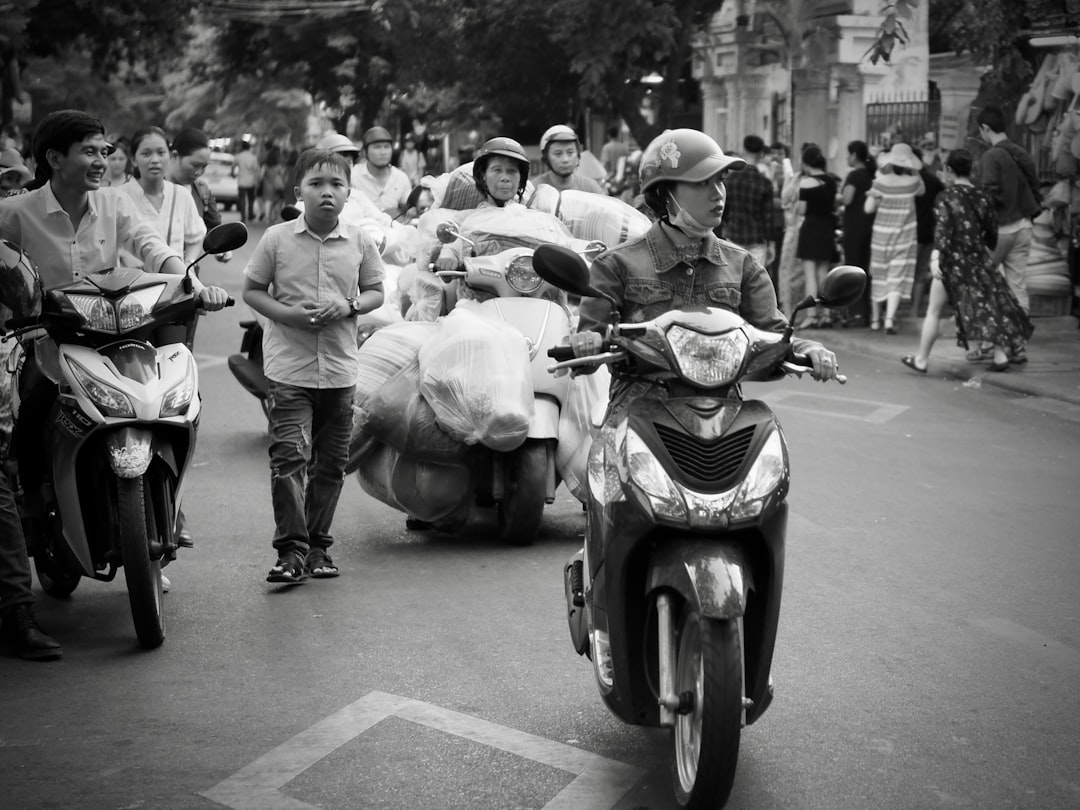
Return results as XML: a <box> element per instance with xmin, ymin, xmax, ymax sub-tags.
<box><xmin>666</xmin><ymin>192</ymin><xmax>714</xmax><ymax>238</ymax></box>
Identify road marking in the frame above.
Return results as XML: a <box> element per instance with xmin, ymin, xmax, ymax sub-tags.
<box><xmin>199</xmin><ymin>690</ymin><xmax>641</xmax><ymax>810</ymax></box>
<box><xmin>762</xmin><ymin>390</ymin><xmax>909</xmax><ymax>423</ymax></box>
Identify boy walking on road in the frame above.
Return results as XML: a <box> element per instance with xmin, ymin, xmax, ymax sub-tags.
<box><xmin>242</xmin><ymin>149</ymin><xmax>385</xmax><ymax>584</ymax></box>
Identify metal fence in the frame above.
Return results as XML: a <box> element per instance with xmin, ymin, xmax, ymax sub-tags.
<box><xmin>865</xmin><ymin>93</ymin><xmax>941</xmax><ymax>149</ymax></box>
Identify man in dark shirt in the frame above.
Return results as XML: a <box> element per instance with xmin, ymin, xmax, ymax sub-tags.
<box><xmin>721</xmin><ymin>135</ymin><xmax>776</xmax><ymax>275</ymax></box>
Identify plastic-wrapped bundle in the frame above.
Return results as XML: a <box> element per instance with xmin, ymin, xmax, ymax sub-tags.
<box><xmin>554</xmin><ymin>366</ymin><xmax>610</xmax><ymax>503</ymax></box>
<box><xmin>355</xmin><ymin>441</ymin><xmax>471</xmax><ymax>524</ymax></box>
<box><xmin>348</xmin><ymin>321</ymin><xmax>439</xmax><ymax>472</ymax></box>
<box><xmin>453</xmin><ymin>206</ymin><xmax>578</xmax><ymax>254</ymax></box>
<box><xmin>363</xmin><ymin>360</ymin><xmax>469</xmax><ymax>464</ymax></box>
<box><xmin>417</xmin><ymin>305</ymin><xmax>533</xmax><ymax>451</ymax></box>
<box><xmin>531</xmin><ymin>188</ymin><xmax>651</xmax><ymax>247</ymax></box>
<box><xmin>354</xmin><ymin>321</ymin><xmax>438</xmax><ymax>403</ymax></box>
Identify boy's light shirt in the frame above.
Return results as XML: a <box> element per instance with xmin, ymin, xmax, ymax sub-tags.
<box><xmin>0</xmin><ymin>184</ymin><xmax>181</xmax><ymax>290</ymax></box>
<box><xmin>244</xmin><ymin>216</ymin><xmax>385</xmax><ymax>389</ymax></box>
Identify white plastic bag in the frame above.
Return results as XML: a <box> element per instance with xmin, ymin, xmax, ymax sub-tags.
<box><xmin>555</xmin><ymin>366</ymin><xmax>610</xmax><ymax>503</ymax></box>
<box><xmin>355</xmin><ymin>441</ymin><xmax>471</xmax><ymax>523</ymax></box>
<box><xmin>531</xmin><ymin>189</ymin><xmax>651</xmax><ymax>246</ymax></box>
<box><xmin>364</xmin><ymin>359</ymin><xmax>469</xmax><ymax>464</ymax></box>
<box><xmin>417</xmin><ymin>304</ymin><xmax>533</xmax><ymax>451</ymax></box>
<box><xmin>354</xmin><ymin>321</ymin><xmax>438</xmax><ymax>404</ymax></box>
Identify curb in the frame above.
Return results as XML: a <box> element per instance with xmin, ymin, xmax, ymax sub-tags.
<box><xmin>820</xmin><ymin>319</ymin><xmax>1080</xmax><ymax>408</ymax></box>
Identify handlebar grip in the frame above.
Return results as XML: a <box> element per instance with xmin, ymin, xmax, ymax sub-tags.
<box><xmin>2</xmin><ymin>316</ymin><xmax>37</xmax><ymax>331</ymax></box>
<box><xmin>226</xmin><ymin>296</ymin><xmax>235</xmax><ymax>307</ymax></box>
<box><xmin>548</xmin><ymin>346</ymin><xmax>576</xmax><ymax>361</ymax></box>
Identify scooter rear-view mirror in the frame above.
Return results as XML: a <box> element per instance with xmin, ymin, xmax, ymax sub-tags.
<box><xmin>817</xmin><ymin>264</ymin><xmax>867</xmax><ymax>309</ymax></box>
<box><xmin>203</xmin><ymin>221</ymin><xmax>249</xmax><ymax>255</ymax></box>
<box><xmin>533</xmin><ymin>243</ymin><xmax>606</xmax><ymax>300</ymax></box>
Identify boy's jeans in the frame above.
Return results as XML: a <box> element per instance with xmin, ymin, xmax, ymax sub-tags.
<box><xmin>266</xmin><ymin>381</ymin><xmax>355</xmax><ymax>556</ymax></box>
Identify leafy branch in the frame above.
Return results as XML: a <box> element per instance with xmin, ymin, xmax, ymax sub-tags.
<box><xmin>864</xmin><ymin>0</ymin><xmax>917</xmax><ymax>65</ymax></box>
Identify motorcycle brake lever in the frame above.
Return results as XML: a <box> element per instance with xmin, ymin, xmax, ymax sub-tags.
<box><xmin>780</xmin><ymin>360</ymin><xmax>847</xmax><ymax>385</ymax></box>
<box><xmin>548</xmin><ymin>350</ymin><xmax>626</xmax><ymax>373</ymax></box>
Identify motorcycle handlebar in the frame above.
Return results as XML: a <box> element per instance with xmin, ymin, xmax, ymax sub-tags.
<box><xmin>3</xmin><ymin>315</ymin><xmax>38</xmax><ymax>331</ymax></box>
<box><xmin>548</xmin><ymin>345</ymin><xmax>575</xmax><ymax>362</ymax></box>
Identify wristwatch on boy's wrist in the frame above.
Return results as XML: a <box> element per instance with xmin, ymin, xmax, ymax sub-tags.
<box><xmin>348</xmin><ymin>296</ymin><xmax>363</xmax><ymax>315</ymax></box>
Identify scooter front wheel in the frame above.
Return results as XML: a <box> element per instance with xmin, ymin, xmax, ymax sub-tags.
<box><xmin>117</xmin><ymin>476</ymin><xmax>165</xmax><ymax>649</ymax></box>
<box><xmin>671</xmin><ymin>608</ymin><xmax>742</xmax><ymax>809</ymax></box>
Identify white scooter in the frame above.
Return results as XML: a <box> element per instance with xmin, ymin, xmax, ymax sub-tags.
<box><xmin>0</xmin><ymin>223</ymin><xmax>246</xmax><ymax>649</ymax></box>
<box><xmin>420</xmin><ymin>220</ymin><xmax>603</xmax><ymax>543</ymax></box>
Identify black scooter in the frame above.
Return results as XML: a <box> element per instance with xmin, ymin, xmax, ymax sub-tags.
<box><xmin>533</xmin><ymin>244</ymin><xmax>865</xmax><ymax>809</ymax></box>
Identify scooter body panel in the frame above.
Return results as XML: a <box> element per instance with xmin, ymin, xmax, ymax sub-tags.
<box><xmin>582</xmin><ymin>392</ymin><xmax>788</xmax><ymax>728</ymax></box>
<box><xmin>42</xmin><ymin>339</ymin><xmax>199</xmax><ymax>576</ymax></box>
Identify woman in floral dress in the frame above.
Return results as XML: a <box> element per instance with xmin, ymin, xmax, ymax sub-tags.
<box><xmin>901</xmin><ymin>148</ymin><xmax>1033</xmax><ymax>374</ymax></box>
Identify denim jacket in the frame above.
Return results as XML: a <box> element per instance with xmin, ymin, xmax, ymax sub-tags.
<box><xmin>578</xmin><ymin>221</ymin><xmax>817</xmax><ymax>356</ymax></box>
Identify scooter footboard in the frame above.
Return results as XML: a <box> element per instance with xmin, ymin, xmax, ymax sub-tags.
<box><xmin>645</xmin><ymin>541</ymin><xmax>753</xmax><ymax>619</ymax></box>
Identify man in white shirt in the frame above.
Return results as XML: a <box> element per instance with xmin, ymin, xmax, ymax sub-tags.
<box><xmin>353</xmin><ymin>126</ymin><xmax>411</xmax><ymax>220</ymax></box>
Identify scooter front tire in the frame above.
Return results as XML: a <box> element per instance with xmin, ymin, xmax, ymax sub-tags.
<box><xmin>671</xmin><ymin>608</ymin><xmax>742</xmax><ymax>809</ymax></box>
<box><xmin>117</xmin><ymin>476</ymin><xmax>165</xmax><ymax>649</ymax></box>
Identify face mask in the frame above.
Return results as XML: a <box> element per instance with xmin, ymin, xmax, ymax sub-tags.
<box><xmin>666</xmin><ymin>193</ymin><xmax>715</xmax><ymax>238</ymax></box>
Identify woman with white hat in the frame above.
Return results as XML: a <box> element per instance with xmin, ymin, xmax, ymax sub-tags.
<box><xmin>0</xmin><ymin>147</ymin><xmax>32</xmax><ymax>196</ymax></box>
<box><xmin>864</xmin><ymin>142</ymin><xmax>925</xmax><ymax>333</ymax></box>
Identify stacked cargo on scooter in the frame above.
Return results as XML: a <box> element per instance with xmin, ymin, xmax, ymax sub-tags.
<box><xmin>347</xmin><ymin>305</ymin><xmax>534</xmax><ymax>522</ymax></box>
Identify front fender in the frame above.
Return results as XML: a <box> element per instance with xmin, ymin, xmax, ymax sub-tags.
<box><xmin>106</xmin><ymin>427</ymin><xmax>154</xmax><ymax>478</ymax></box>
<box><xmin>646</xmin><ymin>541</ymin><xmax>753</xmax><ymax>619</ymax></box>
<box><xmin>527</xmin><ymin>395</ymin><xmax>560</xmax><ymax>439</ymax></box>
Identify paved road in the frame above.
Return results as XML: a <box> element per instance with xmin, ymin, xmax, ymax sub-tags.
<box><xmin>2</xmin><ymin>222</ymin><xmax>1078</xmax><ymax>809</ymax></box>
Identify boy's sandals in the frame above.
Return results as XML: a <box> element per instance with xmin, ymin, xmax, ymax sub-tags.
<box><xmin>305</xmin><ymin>548</ymin><xmax>340</xmax><ymax>579</ymax></box>
<box><xmin>267</xmin><ymin>551</ymin><xmax>308</xmax><ymax>584</ymax></box>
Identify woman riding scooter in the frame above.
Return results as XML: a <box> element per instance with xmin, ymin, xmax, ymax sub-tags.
<box><xmin>567</xmin><ymin>128</ymin><xmax>842</xmax><ymax>557</ymax></box>
<box><xmin>431</xmin><ymin>136</ymin><xmax>532</xmax><ymax>277</ymax></box>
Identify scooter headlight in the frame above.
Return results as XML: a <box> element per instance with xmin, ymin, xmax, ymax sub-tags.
<box><xmin>667</xmin><ymin>325</ymin><xmax>748</xmax><ymax>387</ymax></box>
<box><xmin>117</xmin><ymin>285</ymin><xmax>166</xmax><ymax>330</ymax></box>
<box><xmin>66</xmin><ymin>285</ymin><xmax>166</xmax><ymax>333</ymax></box>
<box><xmin>160</xmin><ymin>356</ymin><xmax>196</xmax><ymax>417</ymax></box>
<box><xmin>622</xmin><ymin>427</ymin><xmax>686</xmax><ymax>521</ymax></box>
<box><xmin>506</xmin><ymin>255</ymin><xmax>542</xmax><ymax>293</ymax></box>
<box><xmin>730</xmin><ymin>428</ymin><xmax>787</xmax><ymax>519</ymax></box>
<box><xmin>67</xmin><ymin>356</ymin><xmax>135</xmax><ymax>417</ymax></box>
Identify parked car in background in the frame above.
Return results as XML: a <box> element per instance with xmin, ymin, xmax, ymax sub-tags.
<box><xmin>204</xmin><ymin>151</ymin><xmax>238</xmax><ymax>211</ymax></box>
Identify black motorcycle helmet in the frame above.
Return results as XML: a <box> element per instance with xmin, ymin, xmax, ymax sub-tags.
<box><xmin>472</xmin><ymin>137</ymin><xmax>530</xmax><ymax>203</ymax></box>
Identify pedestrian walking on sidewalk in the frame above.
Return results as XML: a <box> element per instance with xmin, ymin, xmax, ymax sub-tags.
<box><xmin>901</xmin><ymin>149</ymin><xmax>1033</xmax><ymax>375</ymax></box>
<box><xmin>865</xmin><ymin>142</ymin><xmax>924</xmax><ymax>335</ymax></box>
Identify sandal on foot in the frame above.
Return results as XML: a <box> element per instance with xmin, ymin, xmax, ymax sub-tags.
<box><xmin>901</xmin><ymin>354</ymin><xmax>927</xmax><ymax>374</ymax></box>
<box><xmin>267</xmin><ymin>551</ymin><xmax>307</xmax><ymax>584</ymax></box>
<box><xmin>965</xmin><ymin>345</ymin><xmax>994</xmax><ymax>362</ymax></box>
<box><xmin>305</xmin><ymin>548</ymin><xmax>339</xmax><ymax>579</ymax></box>
<box><xmin>1009</xmin><ymin>350</ymin><xmax>1028</xmax><ymax>365</ymax></box>
<box><xmin>884</xmin><ymin>318</ymin><xmax>897</xmax><ymax>335</ymax></box>
<box><xmin>870</xmin><ymin>319</ymin><xmax>881</xmax><ymax>331</ymax></box>
<box><xmin>988</xmin><ymin>360</ymin><xmax>1009</xmax><ymax>372</ymax></box>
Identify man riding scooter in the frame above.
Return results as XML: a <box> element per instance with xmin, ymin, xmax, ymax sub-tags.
<box><xmin>0</xmin><ymin>110</ymin><xmax>229</xmax><ymax>658</ymax></box>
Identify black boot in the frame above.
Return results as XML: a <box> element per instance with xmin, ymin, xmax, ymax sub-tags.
<box><xmin>176</xmin><ymin>508</ymin><xmax>194</xmax><ymax>548</ymax></box>
<box><xmin>1</xmin><ymin>604</ymin><xmax>62</xmax><ymax>661</ymax></box>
